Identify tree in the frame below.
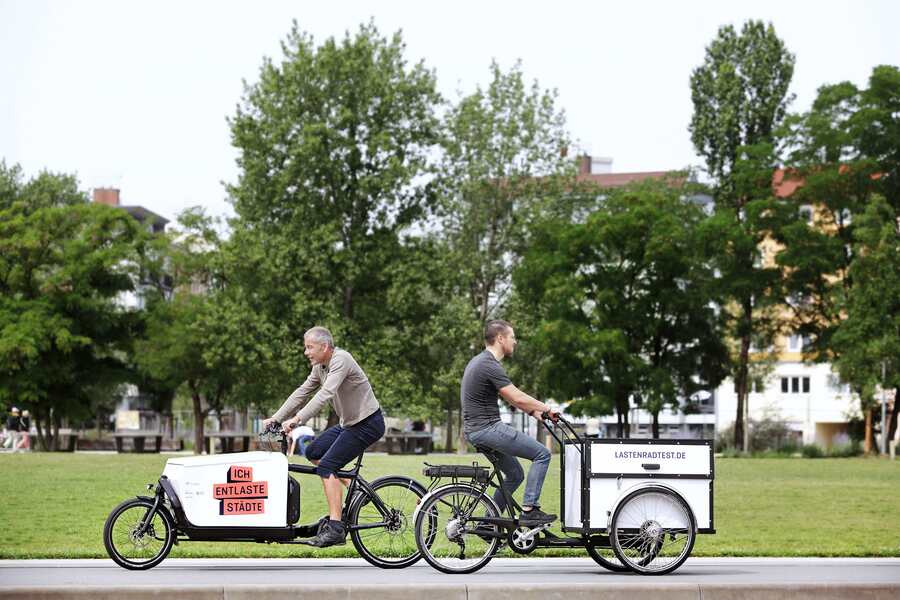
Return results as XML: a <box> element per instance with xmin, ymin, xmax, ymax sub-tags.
<box><xmin>514</xmin><ymin>177</ymin><xmax>730</xmax><ymax>437</ymax></box>
<box><xmin>832</xmin><ymin>197</ymin><xmax>899</xmax><ymax>451</ymax></box>
<box><xmin>689</xmin><ymin>20</ymin><xmax>796</xmax><ymax>451</ymax></box>
<box><xmin>225</xmin><ymin>21</ymin><xmax>442</xmax><ymax>421</ymax></box>
<box><xmin>778</xmin><ymin>65</ymin><xmax>900</xmax><ymax>452</ymax></box>
<box><xmin>439</xmin><ymin>60</ymin><xmax>571</xmax><ymax>450</ymax></box>
<box><xmin>0</xmin><ymin>162</ymin><xmax>146</xmax><ymax>450</ymax></box>
<box><xmin>135</xmin><ymin>208</ymin><xmax>251</xmax><ymax>454</ymax></box>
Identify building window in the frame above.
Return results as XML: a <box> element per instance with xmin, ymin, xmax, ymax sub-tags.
<box><xmin>781</xmin><ymin>376</ymin><xmax>811</xmax><ymax>394</ymax></box>
<box><xmin>799</xmin><ymin>205</ymin><xmax>814</xmax><ymax>224</ymax></box>
<box><xmin>788</xmin><ymin>333</ymin><xmax>809</xmax><ymax>352</ymax></box>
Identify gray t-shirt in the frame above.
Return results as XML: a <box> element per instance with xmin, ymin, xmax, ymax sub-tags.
<box><xmin>461</xmin><ymin>350</ymin><xmax>512</xmax><ymax>434</ymax></box>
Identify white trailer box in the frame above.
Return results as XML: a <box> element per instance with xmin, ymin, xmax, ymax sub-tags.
<box><xmin>562</xmin><ymin>439</ymin><xmax>714</xmax><ymax>533</ymax></box>
<box><xmin>162</xmin><ymin>451</ymin><xmax>288</xmax><ymax>527</ymax></box>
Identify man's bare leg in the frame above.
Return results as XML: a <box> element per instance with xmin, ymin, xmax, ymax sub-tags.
<box><xmin>322</xmin><ymin>475</ymin><xmax>344</xmax><ymax>521</ymax></box>
<box><xmin>310</xmin><ymin>459</ymin><xmax>351</xmax><ymax>487</ymax></box>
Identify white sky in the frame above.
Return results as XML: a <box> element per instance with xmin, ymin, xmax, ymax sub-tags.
<box><xmin>1</xmin><ymin>0</ymin><xmax>897</xmax><ymax>222</ymax></box>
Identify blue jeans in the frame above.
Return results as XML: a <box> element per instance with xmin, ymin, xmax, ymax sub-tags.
<box><xmin>305</xmin><ymin>410</ymin><xmax>385</xmax><ymax>479</ymax></box>
<box><xmin>466</xmin><ymin>421</ymin><xmax>551</xmax><ymax>512</ymax></box>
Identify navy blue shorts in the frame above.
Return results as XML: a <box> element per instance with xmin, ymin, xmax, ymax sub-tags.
<box><xmin>304</xmin><ymin>410</ymin><xmax>385</xmax><ymax>479</ymax></box>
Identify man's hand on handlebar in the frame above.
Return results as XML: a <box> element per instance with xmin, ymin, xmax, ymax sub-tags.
<box><xmin>532</xmin><ymin>409</ymin><xmax>561</xmax><ymax>422</ymax></box>
<box><xmin>260</xmin><ymin>418</ymin><xmax>282</xmax><ymax>436</ymax></box>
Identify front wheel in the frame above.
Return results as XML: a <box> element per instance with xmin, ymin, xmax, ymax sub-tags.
<box><xmin>414</xmin><ymin>484</ymin><xmax>501</xmax><ymax>574</ymax></box>
<box><xmin>585</xmin><ymin>536</ymin><xmax>630</xmax><ymax>572</ymax></box>
<box><xmin>103</xmin><ymin>497</ymin><xmax>175</xmax><ymax>570</ymax></box>
<box><xmin>348</xmin><ymin>476</ymin><xmax>427</xmax><ymax>569</ymax></box>
<box><xmin>609</xmin><ymin>487</ymin><xmax>696</xmax><ymax>575</ymax></box>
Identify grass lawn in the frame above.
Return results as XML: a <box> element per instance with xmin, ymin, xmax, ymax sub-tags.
<box><xmin>0</xmin><ymin>452</ymin><xmax>898</xmax><ymax>558</ymax></box>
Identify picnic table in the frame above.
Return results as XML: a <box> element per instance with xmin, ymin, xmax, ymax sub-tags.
<box><xmin>384</xmin><ymin>431</ymin><xmax>433</xmax><ymax>455</ymax></box>
<box><xmin>113</xmin><ymin>430</ymin><xmax>163</xmax><ymax>453</ymax></box>
<box><xmin>204</xmin><ymin>431</ymin><xmax>253</xmax><ymax>454</ymax></box>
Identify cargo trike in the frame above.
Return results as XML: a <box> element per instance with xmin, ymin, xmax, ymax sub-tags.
<box><xmin>103</xmin><ymin>423</ymin><xmax>427</xmax><ymax>570</ymax></box>
<box><xmin>413</xmin><ymin>415</ymin><xmax>715</xmax><ymax>575</ymax></box>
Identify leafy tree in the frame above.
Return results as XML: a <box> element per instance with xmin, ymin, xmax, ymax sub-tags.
<box><xmin>439</xmin><ymin>61</ymin><xmax>571</xmax><ymax>449</ymax></box>
<box><xmin>225</xmin><ymin>22</ymin><xmax>442</xmax><ymax>421</ymax></box>
<box><xmin>689</xmin><ymin>20</ymin><xmax>796</xmax><ymax>451</ymax></box>
<box><xmin>515</xmin><ymin>177</ymin><xmax>729</xmax><ymax>437</ymax></box>
<box><xmin>779</xmin><ymin>65</ymin><xmax>900</xmax><ymax>451</ymax></box>
<box><xmin>134</xmin><ymin>208</ymin><xmax>249</xmax><ymax>453</ymax></box>
<box><xmin>0</xmin><ymin>162</ymin><xmax>145</xmax><ymax>450</ymax></box>
<box><xmin>832</xmin><ymin>198</ymin><xmax>899</xmax><ymax>452</ymax></box>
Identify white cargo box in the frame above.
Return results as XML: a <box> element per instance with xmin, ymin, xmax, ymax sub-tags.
<box><xmin>562</xmin><ymin>439</ymin><xmax>714</xmax><ymax>533</ymax></box>
<box><xmin>162</xmin><ymin>451</ymin><xmax>288</xmax><ymax>527</ymax></box>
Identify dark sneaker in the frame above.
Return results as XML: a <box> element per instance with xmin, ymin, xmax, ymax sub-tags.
<box><xmin>518</xmin><ymin>508</ymin><xmax>557</xmax><ymax>526</ymax></box>
<box><xmin>300</xmin><ymin>520</ymin><xmax>347</xmax><ymax>547</ymax></box>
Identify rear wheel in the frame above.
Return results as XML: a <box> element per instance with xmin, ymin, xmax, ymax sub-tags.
<box><xmin>609</xmin><ymin>487</ymin><xmax>695</xmax><ymax>575</ymax></box>
<box><xmin>348</xmin><ymin>476</ymin><xmax>427</xmax><ymax>569</ymax></box>
<box><xmin>103</xmin><ymin>498</ymin><xmax>174</xmax><ymax>570</ymax></box>
<box><xmin>414</xmin><ymin>484</ymin><xmax>501</xmax><ymax>574</ymax></box>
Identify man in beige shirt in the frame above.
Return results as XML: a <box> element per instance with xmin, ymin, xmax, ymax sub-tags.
<box><xmin>263</xmin><ymin>326</ymin><xmax>384</xmax><ymax>547</ymax></box>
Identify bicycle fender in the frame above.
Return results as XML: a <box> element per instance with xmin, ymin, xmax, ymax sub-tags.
<box><xmin>607</xmin><ymin>483</ymin><xmax>696</xmax><ymax>531</ymax></box>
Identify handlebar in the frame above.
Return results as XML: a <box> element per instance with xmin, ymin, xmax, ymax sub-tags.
<box><xmin>259</xmin><ymin>421</ymin><xmax>288</xmax><ymax>454</ymax></box>
<box><xmin>540</xmin><ymin>413</ymin><xmax>584</xmax><ymax>453</ymax></box>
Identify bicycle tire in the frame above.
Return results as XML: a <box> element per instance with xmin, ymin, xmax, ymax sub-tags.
<box><xmin>609</xmin><ymin>486</ymin><xmax>696</xmax><ymax>575</ymax></box>
<box><xmin>103</xmin><ymin>497</ymin><xmax>175</xmax><ymax>570</ymax></box>
<box><xmin>348</xmin><ymin>476</ymin><xmax>427</xmax><ymax>569</ymax></box>
<box><xmin>414</xmin><ymin>483</ymin><xmax>501</xmax><ymax>574</ymax></box>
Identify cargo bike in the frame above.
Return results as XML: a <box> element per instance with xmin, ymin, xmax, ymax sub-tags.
<box><xmin>413</xmin><ymin>415</ymin><xmax>715</xmax><ymax>575</ymax></box>
<box><xmin>103</xmin><ymin>423</ymin><xmax>427</xmax><ymax>570</ymax></box>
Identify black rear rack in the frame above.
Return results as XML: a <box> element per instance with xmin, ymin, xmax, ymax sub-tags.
<box><xmin>423</xmin><ymin>463</ymin><xmax>491</xmax><ymax>484</ymax></box>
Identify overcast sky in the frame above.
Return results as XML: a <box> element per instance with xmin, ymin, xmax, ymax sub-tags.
<box><xmin>1</xmin><ymin>0</ymin><xmax>897</xmax><ymax>222</ymax></box>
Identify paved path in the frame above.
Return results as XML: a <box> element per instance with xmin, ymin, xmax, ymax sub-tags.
<box><xmin>2</xmin><ymin>557</ymin><xmax>899</xmax><ymax>586</ymax></box>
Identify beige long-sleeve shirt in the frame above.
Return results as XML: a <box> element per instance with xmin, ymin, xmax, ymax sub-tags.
<box><xmin>272</xmin><ymin>348</ymin><xmax>380</xmax><ymax>428</ymax></box>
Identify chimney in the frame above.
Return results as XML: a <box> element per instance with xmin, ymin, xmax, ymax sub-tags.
<box><xmin>93</xmin><ymin>188</ymin><xmax>120</xmax><ymax>206</ymax></box>
<box><xmin>577</xmin><ymin>155</ymin><xmax>591</xmax><ymax>176</ymax></box>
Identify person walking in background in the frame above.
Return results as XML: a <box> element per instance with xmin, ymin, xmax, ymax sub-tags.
<box><xmin>288</xmin><ymin>424</ymin><xmax>316</xmax><ymax>457</ymax></box>
<box><xmin>4</xmin><ymin>407</ymin><xmax>21</xmax><ymax>451</ymax></box>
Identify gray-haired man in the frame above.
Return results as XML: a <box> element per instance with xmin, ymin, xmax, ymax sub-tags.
<box><xmin>262</xmin><ymin>326</ymin><xmax>384</xmax><ymax>547</ymax></box>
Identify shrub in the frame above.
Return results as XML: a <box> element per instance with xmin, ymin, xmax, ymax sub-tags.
<box><xmin>716</xmin><ymin>409</ymin><xmax>799</xmax><ymax>454</ymax></box>
<box><xmin>828</xmin><ymin>440</ymin><xmax>862</xmax><ymax>458</ymax></box>
<box><xmin>802</xmin><ymin>444</ymin><xmax>825</xmax><ymax>458</ymax></box>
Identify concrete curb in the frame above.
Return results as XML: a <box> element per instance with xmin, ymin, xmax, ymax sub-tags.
<box><xmin>2</xmin><ymin>583</ymin><xmax>899</xmax><ymax>600</ymax></box>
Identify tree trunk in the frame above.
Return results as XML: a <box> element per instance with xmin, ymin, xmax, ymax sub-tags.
<box><xmin>888</xmin><ymin>388</ymin><xmax>899</xmax><ymax>443</ymax></box>
<box><xmin>457</xmin><ymin>410</ymin><xmax>467</xmax><ymax>454</ymax></box>
<box><xmin>735</xmin><ymin>321</ymin><xmax>752</xmax><ymax>452</ymax></box>
<box><xmin>51</xmin><ymin>411</ymin><xmax>61</xmax><ymax>451</ymax></box>
<box><xmin>651</xmin><ymin>412</ymin><xmax>660</xmax><ymax>439</ymax></box>
<box><xmin>343</xmin><ymin>285</ymin><xmax>354</xmax><ymax>320</ymax></box>
<box><xmin>35</xmin><ymin>409</ymin><xmax>49</xmax><ymax>451</ymax></box>
<box><xmin>864</xmin><ymin>407</ymin><xmax>873</xmax><ymax>454</ymax></box>
<box><xmin>191</xmin><ymin>387</ymin><xmax>205</xmax><ymax>455</ymax></box>
<box><xmin>444</xmin><ymin>404</ymin><xmax>453</xmax><ymax>452</ymax></box>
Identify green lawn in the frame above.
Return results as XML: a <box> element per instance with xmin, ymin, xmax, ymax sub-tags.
<box><xmin>0</xmin><ymin>452</ymin><xmax>898</xmax><ymax>558</ymax></box>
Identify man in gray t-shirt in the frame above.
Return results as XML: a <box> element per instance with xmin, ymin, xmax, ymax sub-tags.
<box><xmin>461</xmin><ymin>320</ymin><xmax>560</xmax><ymax>525</ymax></box>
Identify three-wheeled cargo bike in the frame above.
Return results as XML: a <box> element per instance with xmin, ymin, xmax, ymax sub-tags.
<box><xmin>413</xmin><ymin>416</ymin><xmax>715</xmax><ymax>574</ymax></box>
